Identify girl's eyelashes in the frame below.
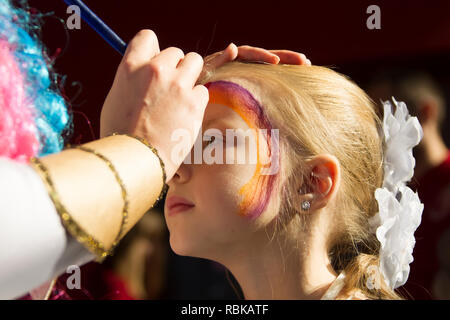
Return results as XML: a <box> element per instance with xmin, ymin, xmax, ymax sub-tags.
<box><xmin>204</xmin><ymin>135</ymin><xmax>221</xmax><ymax>147</ymax></box>
<box><xmin>205</xmin><ymin>133</ymin><xmax>227</xmax><ymax>142</ymax></box>
<box><xmin>204</xmin><ymin>135</ymin><xmax>215</xmax><ymax>146</ymax></box>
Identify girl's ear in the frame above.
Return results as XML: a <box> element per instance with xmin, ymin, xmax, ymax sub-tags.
<box><xmin>296</xmin><ymin>154</ymin><xmax>341</xmax><ymax>213</ymax></box>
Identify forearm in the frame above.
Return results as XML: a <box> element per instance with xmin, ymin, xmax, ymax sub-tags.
<box><xmin>32</xmin><ymin>134</ymin><xmax>166</xmax><ymax>260</ymax></box>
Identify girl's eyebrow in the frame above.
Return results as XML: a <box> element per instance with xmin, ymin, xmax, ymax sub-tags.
<box><xmin>203</xmin><ymin>118</ymin><xmax>219</xmax><ymax>127</ymax></box>
<box><xmin>204</xmin><ymin>117</ymin><xmax>237</xmax><ymax>129</ymax></box>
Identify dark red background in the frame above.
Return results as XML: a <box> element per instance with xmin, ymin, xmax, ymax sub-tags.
<box><xmin>28</xmin><ymin>0</ymin><xmax>450</xmax><ymax>143</ymax></box>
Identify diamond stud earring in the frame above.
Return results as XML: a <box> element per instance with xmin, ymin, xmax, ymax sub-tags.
<box><xmin>301</xmin><ymin>200</ymin><xmax>311</xmax><ymax>211</ymax></box>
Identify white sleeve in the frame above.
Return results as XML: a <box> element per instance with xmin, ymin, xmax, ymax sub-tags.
<box><xmin>0</xmin><ymin>157</ymin><xmax>95</xmax><ymax>300</ymax></box>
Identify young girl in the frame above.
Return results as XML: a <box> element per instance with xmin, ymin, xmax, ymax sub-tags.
<box><xmin>164</xmin><ymin>62</ymin><xmax>423</xmax><ymax>300</ymax></box>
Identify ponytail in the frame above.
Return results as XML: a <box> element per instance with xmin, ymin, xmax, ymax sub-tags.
<box><xmin>329</xmin><ymin>237</ymin><xmax>403</xmax><ymax>300</ymax></box>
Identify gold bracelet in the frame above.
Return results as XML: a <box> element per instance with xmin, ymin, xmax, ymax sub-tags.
<box><xmin>72</xmin><ymin>145</ymin><xmax>129</xmax><ymax>252</ymax></box>
<box><xmin>30</xmin><ymin>157</ymin><xmax>109</xmax><ymax>261</ymax></box>
<box><xmin>113</xmin><ymin>133</ymin><xmax>168</xmax><ymax>205</ymax></box>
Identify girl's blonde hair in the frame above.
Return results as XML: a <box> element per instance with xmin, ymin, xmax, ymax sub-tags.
<box><xmin>200</xmin><ymin>62</ymin><xmax>402</xmax><ymax>300</ymax></box>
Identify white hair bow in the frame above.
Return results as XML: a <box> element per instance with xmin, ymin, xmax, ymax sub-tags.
<box><xmin>368</xmin><ymin>98</ymin><xmax>425</xmax><ymax>289</ymax></box>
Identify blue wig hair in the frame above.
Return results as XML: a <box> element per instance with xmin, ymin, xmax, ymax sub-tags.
<box><xmin>0</xmin><ymin>0</ymin><xmax>71</xmax><ymax>156</ymax></box>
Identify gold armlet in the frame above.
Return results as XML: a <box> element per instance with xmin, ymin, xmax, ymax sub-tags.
<box><xmin>114</xmin><ymin>133</ymin><xmax>168</xmax><ymax>204</ymax></box>
<box><xmin>30</xmin><ymin>157</ymin><xmax>109</xmax><ymax>262</ymax></box>
<box><xmin>72</xmin><ymin>145</ymin><xmax>129</xmax><ymax>254</ymax></box>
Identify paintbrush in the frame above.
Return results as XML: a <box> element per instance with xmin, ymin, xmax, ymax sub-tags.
<box><xmin>63</xmin><ymin>0</ymin><xmax>127</xmax><ymax>55</ymax></box>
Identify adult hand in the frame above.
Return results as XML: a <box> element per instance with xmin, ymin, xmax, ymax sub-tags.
<box><xmin>100</xmin><ymin>30</ymin><xmax>208</xmax><ymax>181</ymax></box>
<box><xmin>203</xmin><ymin>43</ymin><xmax>311</xmax><ymax>76</ymax></box>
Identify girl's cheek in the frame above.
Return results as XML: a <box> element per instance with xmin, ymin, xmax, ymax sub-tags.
<box><xmin>203</xmin><ymin>166</ymin><xmax>246</xmax><ymax>203</ymax></box>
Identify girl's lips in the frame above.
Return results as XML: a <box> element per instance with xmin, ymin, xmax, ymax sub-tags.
<box><xmin>166</xmin><ymin>195</ymin><xmax>195</xmax><ymax>216</ymax></box>
<box><xmin>168</xmin><ymin>203</ymin><xmax>195</xmax><ymax>215</ymax></box>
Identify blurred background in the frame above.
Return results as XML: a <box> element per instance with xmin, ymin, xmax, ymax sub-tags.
<box><xmin>24</xmin><ymin>0</ymin><xmax>449</xmax><ymax>300</ymax></box>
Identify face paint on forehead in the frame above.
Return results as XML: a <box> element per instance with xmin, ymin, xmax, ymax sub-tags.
<box><xmin>205</xmin><ymin>81</ymin><xmax>271</xmax><ymax>131</ymax></box>
<box><xmin>206</xmin><ymin>81</ymin><xmax>280</xmax><ymax>219</ymax></box>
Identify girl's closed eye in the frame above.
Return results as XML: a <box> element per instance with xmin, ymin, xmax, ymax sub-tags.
<box><xmin>204</xmin><ymin>135</ymin><xmax>217</xmax><ymax>146</ymax></box>
<box><xmin>203</xmin><ymin>130</ymin><xmax>225</xmax><ymax>148</ymax></box>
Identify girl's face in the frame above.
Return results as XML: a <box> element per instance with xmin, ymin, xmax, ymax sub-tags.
<box><xmin>164</xmin><ymin>81</ymin><xmax>281</xmax><ymax>261</ymax></box>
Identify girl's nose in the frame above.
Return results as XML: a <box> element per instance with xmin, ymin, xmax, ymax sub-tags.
<box><xmin>169</xmin><ymin>162</ymin><xmax>191</xmax><ymax>185</ymax></box>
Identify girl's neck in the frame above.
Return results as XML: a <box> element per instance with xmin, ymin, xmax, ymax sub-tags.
<box><xmin>221</xmin><ymin>228</ymin><xmax>338</xmax><ymax>300</ymax></box>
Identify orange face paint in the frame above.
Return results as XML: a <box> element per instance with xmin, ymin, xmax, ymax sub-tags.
<box><xmin>206</xmin><ymin>81</ymin><xmax>279</xmax><ymax>219</ymax></box>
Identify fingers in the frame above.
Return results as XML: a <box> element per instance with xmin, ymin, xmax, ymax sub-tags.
<box><xmin>269</xmin><ymin>50</ymin><xmax>311</xmax><ymax>65</ymax></box>
<box><xmin>237</xmin><ymin>45</ymin><xmax>280</xmax><ymax>64</ymax></box>
<box><xmin>229</xmin><ymin>45</ymin><xmax>313</xmax><ymax>66</ymax></box>
<box><xmin>151</xmin><ymin>47</ymin><xmax>185</xmax><ymax>69</ymax></box>
<box><xmin>201</xmin><ymin>44</ymin><xmax>312</xmax><ymax>78</ymax></box>
<box><xmin>123</xmin><ymin>30</ymin><xmax>160</xmax><ymax>69</ymax></box>
<box><xmin>192</xmin><ymin>84</ymin><xmax>209</xmax><ymax>111</ymax></box>
<box><xmin>204</xmin><ymin>43</ymin><xmax>238</xmax><ymax>69</ymax></box>
<box><xmin>177</xmin><ymin>52</ymin><xmax>204</xmax><ymax>87</ymax></box>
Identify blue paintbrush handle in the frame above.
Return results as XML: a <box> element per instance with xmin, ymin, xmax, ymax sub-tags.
<box><xmin>63</xmin><ymin>0</ymin><xmax>127</xmax><ymax>55</ymax></box>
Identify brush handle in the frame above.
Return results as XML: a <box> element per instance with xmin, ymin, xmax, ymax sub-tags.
<box><xmin>63</xmin><ymin>0</ymin><xmax>127</xmax><ymax>55</ymax></box>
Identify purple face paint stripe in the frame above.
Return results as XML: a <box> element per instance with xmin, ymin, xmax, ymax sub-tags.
<box><xmin>207</xmin><ymin>80</ymin><xmax>281</xmax><ymax>219</ymax></box>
